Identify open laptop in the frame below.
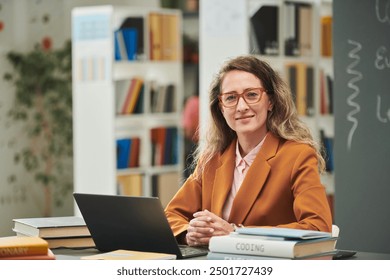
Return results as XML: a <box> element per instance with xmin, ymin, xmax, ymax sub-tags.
<box><xmin>73</xmin><ymin>193</ymin><xmax>208</xmax><ymax>259</ymax></box>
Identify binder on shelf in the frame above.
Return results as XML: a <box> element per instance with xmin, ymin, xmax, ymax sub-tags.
<box><xmin>117</xmin><ymin>174</ymin><xmax>143</xmax><ymax>196</ymax></box>
<box><xmin>149</xmin><ymin>12</ymin><xmax>162</xmax><ymax>60</ymax></box>
<box><xmin>298</xmin><ymin>4</ymin><xmax>313</xmax><ymax>56</ymax></box>
<box><xmin>114</xmin><ymin>28</ymin><xmax>138</xmax><ymax>61</ymax></box>
<box><xmin>250</xmin><ymin>5</ymin><xmax>279</xmax><ymax>55</ymax></box>
<box><xmin>120</xmin><ymin>16</ymin><xmax>145</xmax><ymax>60</ymax></box>
<box><xmin>149</xmin><ymin>12</ymin><xmax>180</xmax><ymax>61</ymax></box>
<box><xmin>321</xmin><ymin>16</ymin><xmax>332</xmax><ymax>57</ymax></box>
<box><xmin>285</xmin><ymin>62</ymin><xmax>313</xmax><ymax>116</ymax></box>
<box><xmin>284</xmin><ymin>2</ymin><xmax>298</xmax><ymax>56</ymax></box>
<box><xmin>116</xmin><ymin>138</ymin><xmax>132</xmax><ymax>169</ymax></box>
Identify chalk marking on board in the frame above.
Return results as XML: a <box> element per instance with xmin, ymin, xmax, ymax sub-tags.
<box><xmin>346</xmin><ymin>40</ymin><xmax>363</xmax><ymax>151</ymax></box>
<box><xmin>375</xmin><ymin>0</ymin><xmax>390</xmax><ymax>24</ymax></box>
<box><xmin>377</xmin><ymin>95</ymin><xmax>390</xmax><ymax>123</ymax></box>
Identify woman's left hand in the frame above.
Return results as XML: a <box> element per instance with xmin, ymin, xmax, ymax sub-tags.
<box><xmin>186</xmin><ymin>209</ymin><xmax>234</xmax><ymax>246</ymax></box>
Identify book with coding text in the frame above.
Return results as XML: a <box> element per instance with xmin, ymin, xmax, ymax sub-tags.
<box><xmin>209</xmin><ymin>233</ymin><xmax>337</xmax><ymax>259</ymax></box>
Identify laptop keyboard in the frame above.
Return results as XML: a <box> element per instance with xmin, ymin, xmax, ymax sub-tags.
<box><xmin>179</xmin><ymin>245</ymin><xmax>209</xmax><ymax>258</ymax></box>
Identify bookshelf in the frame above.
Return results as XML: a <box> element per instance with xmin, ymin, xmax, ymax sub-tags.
<box><xmin>200</xmin><ymin>0</ymin><xmax>334</xmax><ymax>208</ymax></box>
<box><xmin>71</xmin><ymin>5</ymin><xmax>184</xmax><ymax>208</ymax></box>
<box><xmin>251</xmin><ymin>0</ymin><xmax>335</xmax><ymax>208</ymax></box>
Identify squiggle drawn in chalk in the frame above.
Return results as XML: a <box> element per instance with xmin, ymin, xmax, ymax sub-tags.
<box><xmin>346</xmin><ymin>40</ymin><xmax>363</xmax><ymax>151</ymax></box>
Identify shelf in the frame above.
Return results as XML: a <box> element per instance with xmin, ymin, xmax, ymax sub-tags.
<box><xmin>72</xmin><ymin>5</ymin><xmax>184</xmax><ymax>202</ymax></box>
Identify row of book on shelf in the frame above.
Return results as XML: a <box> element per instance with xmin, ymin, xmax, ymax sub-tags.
<box><xmin>284</xmin><ymin>62</ymin><xmax>333</xmax><ymax>116</ymax></box>
<box><xmin>250</xmin><ymin>3</ymin><xmax>332</xmax><ymax>57</ymax></box>
<box><xmin>116</xmin><ymin>127</ymin><xmax>178</xmax><ymax>170</ymax></box>
<box><xmin>207</xmin><ymin>227</ymin><xmax>338</xmax><ymax>260</ymax></box>
<box><xmin>114</xmin><ymin>11</ymin><xmax>180</xmax><ymax>61</ymax></box>
<box><xmin>116</xmin><ymin>172</ymin><xmax>180</xmax><ymax>208</ymax></box>
<box><xmin>116</xmin><ymin>78</ymin><xmax>177</xmax><ymax>115</ymax></box>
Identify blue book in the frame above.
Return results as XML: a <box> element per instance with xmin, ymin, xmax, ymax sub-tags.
<box><xmin>116</xmin><ymin>138</ymin><xmax>131</xmax><ymax>169</ymax></box>
<box><xmin>121</xmin><ymin>28</ymin><xmax>138</xmax><ymax>61</ymax></box>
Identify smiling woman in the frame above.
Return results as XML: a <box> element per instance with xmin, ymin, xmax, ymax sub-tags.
<box><xmin>165</xmin><ymin>55</ymin><xmax>332</xmax><ymax>247</ymax></box>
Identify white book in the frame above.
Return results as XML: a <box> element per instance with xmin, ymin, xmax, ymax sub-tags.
<box><xmin>209</xmin><ymin>233</ymin><xmax>337</xmax><ymax>259</ymax></box>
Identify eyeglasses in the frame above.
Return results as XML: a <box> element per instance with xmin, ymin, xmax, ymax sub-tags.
<box><xmin>218</xmin><ymin>87</ymin><xmax>266</xmax><ymax>108</ymax></box>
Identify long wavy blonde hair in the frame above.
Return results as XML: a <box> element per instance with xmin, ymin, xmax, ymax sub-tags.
<box><xmin>191</xmin><ymin>55</ymin><xmax>325</xmax><ymax>179</ymax></box>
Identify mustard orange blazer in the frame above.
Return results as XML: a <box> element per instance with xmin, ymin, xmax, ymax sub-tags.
<box><xmin>165</xmin><ymin>132</ymin><xmax>332</xmax><ymax>238</ymax></box>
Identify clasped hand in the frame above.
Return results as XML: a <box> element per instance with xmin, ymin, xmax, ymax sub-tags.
<box><xmin>186</xmin><ymin>209</ymin><xmax>234</xmax><ymax>246</ymax></box>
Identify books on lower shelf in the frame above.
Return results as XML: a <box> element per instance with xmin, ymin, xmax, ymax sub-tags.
<box><xmin>208</xmin><ymin>228</ymin><xmax>337</xmax><ymax>259</ymax></box>
<box><xmin>151</xmin><ymin>172</ymin><xmax>180</xmax><ymax>208</ymax></box>
<box><xmin>151</xmin><ymin>126</ymin><xmax>178</xmax><ymax>166</ymax></box>
<box><xmin>116</xmin><ymin>137</ymin><xmax>141</xmax><ymax>169</ymax></box>
<box><xmin>81</xmin><ymin>249</ymin><xmax>176</xmax><ymax>260</ymax></box>
<box><xmin>285</xmin><ymin>62</ymin><xmax>314</xmax><ymax>116</ymax></box>
<box><xmin>117</xmin><ymin>174</ymin><xmax>143</xmax><ymax>196</ymax></box>
<box><xmin>0</xmin><ymin>236</ymin><xmax>54</xmax><ymax>260</ymax></box>
<box><xmin>12</xmin><ymin>216</ymin><xmax>95</xmax><ymax>249</ymax></box>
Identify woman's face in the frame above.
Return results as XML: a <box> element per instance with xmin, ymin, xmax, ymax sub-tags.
<box><xmin>219</xmin><ymin>70</ymin><xmax>272</xmax><ymax>140</ymax></box>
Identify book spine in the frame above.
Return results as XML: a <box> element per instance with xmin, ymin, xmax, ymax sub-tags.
<box><xmin>209</xmin><ymin>236</ymin><xmax>295</xmax><ymax>258</ymax></box>
<box><xmin>207</xmin><ymin>251</ymin><xmax>282</xmax><ymax>260</ymax></box>
<box><xmin>0</xmin><ymin>244</ymin><xmax>47</xmax><ymax>257</ymax></box>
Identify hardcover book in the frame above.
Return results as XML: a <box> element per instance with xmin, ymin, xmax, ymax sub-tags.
<box><xmin>235</xmin><ymin>227</ymin><xmax>332</xmax><ymax>240</ymax></box>
<box><xmin>81</xmin><ymin>249</ymin><xmax>176</xmax><ymax>260</ymax></box>
<box><xmin>0</xmin><ymin>236</ymin><xmax>48</xmax><ymax>257</ymax></box>
<box><xmin>12</xmin><ymin>216</ymin><xmax>90</xmax><ymax>239</ymax></box>
<box><xmin>0</xmin><ymin>249</ymin><xmax>56</xmax><ymax>260</ymax></box>
<box><xmin>209</xmin><ymin>233</ymin><xmax>336</xmax><ymax>259</ymax></box>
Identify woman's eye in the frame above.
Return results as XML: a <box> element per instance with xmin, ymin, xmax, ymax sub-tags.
<box><xmin>225</xmin><ymin>95</ymin><xmax>237</xmax><ymax>102</ymax></box>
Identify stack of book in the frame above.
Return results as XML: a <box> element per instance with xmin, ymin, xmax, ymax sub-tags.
<box><xmin>0</xmin><ymin>236</ymin><xmax>55</xmax><ymax>260</ymax></box>
<box><xmin>208</xmin><ymin>227</ymin><xmax>338</xmax><ymax>260</ymax></box>
<box><xmin>12</xmin><ymin>216</ymin><xmax>95</xmax><ymax>249</ymax></box>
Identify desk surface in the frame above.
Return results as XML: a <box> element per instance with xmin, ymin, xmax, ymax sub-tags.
<box><xmin>53</xmin><ymin>248</ymin><xmax>390</xmax><ymax>260</ymax></box>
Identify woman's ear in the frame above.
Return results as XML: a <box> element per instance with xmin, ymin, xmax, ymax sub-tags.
<box><xmin>268</xmin><ymin>101</ymin><xmax>273</xmax><ymax>112</ymax></box>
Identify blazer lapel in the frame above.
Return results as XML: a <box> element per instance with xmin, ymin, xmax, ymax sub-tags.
<box><xmin>210</xmin><ymin>141</ymin><xmax>236</xmax><ymax>217</ymax></box>
<box><xmin>228</xmin><ymin>133</ymin><xmax>280</xmax><ymax>223</ymax></box>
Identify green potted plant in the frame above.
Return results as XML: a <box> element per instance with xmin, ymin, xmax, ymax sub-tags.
<box><xmin>3</xmin><ymin>40</ymin><xmax>73</xmax><ymax>216</ymax></box>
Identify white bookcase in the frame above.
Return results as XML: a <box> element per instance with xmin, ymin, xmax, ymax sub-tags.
<box><xmin>71</xmin><ymin>5</ymin><xmax>184</xmax><ymax>206</ymax></box>
<box><xmin>200</xmin><ymin>0</ymin><xmax>334</xmax><ymax>196</ymax></box>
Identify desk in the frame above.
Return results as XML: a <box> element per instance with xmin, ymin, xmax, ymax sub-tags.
<box><xmin>53</xmin><ymin>248</ymin><xmax>390</xmax><ymax>260</ymax></box>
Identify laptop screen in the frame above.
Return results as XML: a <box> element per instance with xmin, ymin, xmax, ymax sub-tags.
<box><xmin>73</xmin><ymin>193</ymin><xmax>183</xmax><ymax>257</ymax></box>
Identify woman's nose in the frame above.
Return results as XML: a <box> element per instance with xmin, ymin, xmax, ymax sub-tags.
<box><xmin>236</xmin><ymin>96</ymin><xmax>249</xmax><ymax>111</ymax></box>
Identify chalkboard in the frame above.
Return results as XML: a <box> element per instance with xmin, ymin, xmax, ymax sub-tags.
<box><xmin>333</xmin><ymin>0</ymin><xmax>390</xmax><ymax>254</ymax></box>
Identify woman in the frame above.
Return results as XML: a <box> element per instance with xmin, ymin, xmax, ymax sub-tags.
<box><xmin>165</xmin><ymin>55</ymin><xmax>332</xmax><ymax>246</ymax></box>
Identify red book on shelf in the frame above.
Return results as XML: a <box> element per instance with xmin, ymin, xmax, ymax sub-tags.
<box><xmin>129</xmin><ymin>137</ymin><xmax>140</xmax><ymax>168</ymax></box>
